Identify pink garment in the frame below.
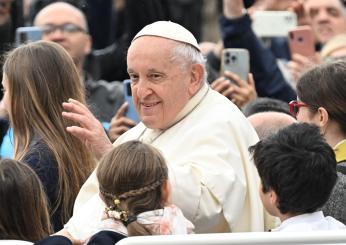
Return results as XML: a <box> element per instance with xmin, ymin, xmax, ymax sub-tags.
<box><xmin>136</xmin><ymin>204</ymin><xmax>195</xmax><ymax>235</ymax></box>
<box><xmin>101</xmin><ymin>204</ymin><xmax>194</xmax><ymax>235</ymax></box>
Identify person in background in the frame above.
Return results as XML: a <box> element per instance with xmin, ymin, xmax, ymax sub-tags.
<box><xmin>34</xmin><ymin>2</ymin><xmax>123</xmax><ymax>123</ymax></box>
<box><xmin>242</xmin><ymin>97</ymin><xmax>292</xmax><ymax>117</ymax></box>
<box><xmin>250</xmin><ymin>123</ymin><xmax>346</xmax><ymax>232</ymax></box>
<box><xmin>291</xmin><ymin>60</ymin><xmax>346</xmax><ymax>224</ymax></box>
<box><xmin>61</xmin><ymin>20</ymin><xmax>266</xmax><ymax>239</ymax></box>
<box><xmin>247</xmin><ymin>111</ymin><xmax>296</xmax><ymax>140</ymax></box>
<box><xmin>288</xmin><ymin>0</ymin><xmax>346</xmax><ymax>81</ymax></box>
<box><xmin>1</xmin><ymin>41</ymin><xmax>95</xmax><ymax>231</ymax></box>
<box><xmin>0</xmin><ymin>159</ymin><xmax>52</xmax><ymax>242</ymax></box>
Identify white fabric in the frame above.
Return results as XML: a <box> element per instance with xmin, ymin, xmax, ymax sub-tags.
<box><xmin>0</xmin><ymin>241</ymin><xmax>33</xmax><ymax>245</ymax></box>
<box><xmin>133</xmin><ymin>21</ymin><xmax>200</xmax><ymax>51</ymax></box>
<box><xmin>65</xmin><ymin>83</ymin><xmax>264</xmax><ymax>239</ymax></box>
<box><xmin>271</xmin><ymin>211</ymin><xmax>346</xmax><ymax>232</ymax></box>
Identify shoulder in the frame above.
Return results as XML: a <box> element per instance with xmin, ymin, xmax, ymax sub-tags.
<box><xmin>22</xmin><ymin>140</ymin><xmax>55</xmax><ymax>167</ymax></box>
<box><xmin>87</xmin><ymin>230</ymin><xmax>126</xmax><ymax>245</ymax></box>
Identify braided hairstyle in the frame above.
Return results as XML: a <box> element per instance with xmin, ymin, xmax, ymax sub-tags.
<box><xmin>97</xmin><ymin>140</ymin><xmax>169</xmax><ymax>236</ymax></box>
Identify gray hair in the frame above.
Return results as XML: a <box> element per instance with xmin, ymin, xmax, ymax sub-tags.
<box><xmin>170</xmin><ymin>42</ymin><xmax>207</xmax><ymax>83</ymax></box>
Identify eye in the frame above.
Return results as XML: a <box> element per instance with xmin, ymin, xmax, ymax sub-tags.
<box><xmin>148</xmin><ymin>73</ymin><xmax>163</xmax><ymax>81</ymax></box>
<box><xmin>309</xmin><ymin>8</ymin><xmax>318</xmax><ymax>18</ymax></box>
<box><xmin>327</xmin><ymin>7</ymin><xmax>340</xmax><ymax>17</ymax></box>
<box><xmin>128</xmin><ymin>73</ymin><xmax>139</xmax><ymax>82</ymax></box>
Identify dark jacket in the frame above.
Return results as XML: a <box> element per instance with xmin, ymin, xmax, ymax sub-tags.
<box><xmin>35</xmin><ymin>231</ymin><xmax>126</xmax><ymax>245</ymax></box>
<box><xmin>22</xmin><ymin>140</ymin><xmax>62</xmax><ymax>231</ymax></box>
<box><xmin>219</xmin><ymin>14</ymin><xmax>296</xmax><ymax>103</ymax></box>
<box><xmin>322</xmin><ymin>167</ymin><xmax>346</xmax><ymax>225</ymax></box>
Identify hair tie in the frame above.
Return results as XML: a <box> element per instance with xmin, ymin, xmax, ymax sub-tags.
<box><xmin>124</xmin><ymin>215</ymin><xmax>137</xmax><ymax>226</ymax></box>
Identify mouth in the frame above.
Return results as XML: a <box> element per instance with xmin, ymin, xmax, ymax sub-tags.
<box><xmin>141</xmin><ymin>102</ymin><xmax>160</xmax><ymax>108</ymax></box>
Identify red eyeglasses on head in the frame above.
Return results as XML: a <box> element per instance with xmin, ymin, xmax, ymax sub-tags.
<box><xmin>289</xmin><ymin>100</ymin><xmax>308</xmax><ymax>117</ymax></box>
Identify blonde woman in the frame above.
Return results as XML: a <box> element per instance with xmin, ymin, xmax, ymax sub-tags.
<box><xmin>1</xmin><ymin>41</ymin><xmax>95</xmax><ymax>231</ymax></box>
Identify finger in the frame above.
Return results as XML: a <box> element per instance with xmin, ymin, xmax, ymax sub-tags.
<box><xmin>292</xmin><ymin>53</ymin><xmax>310</xmax><ymax>64</ymax></box>
<box><xmin>66</xmin><ymin>126</ymin><xmax>92</xmax><ymax>141</ymax></box>
<box><xmin>224</xmin><ymin>71</ymin><xmax>246</xmax><ymax>87</ymax></box>
<box><xmin>210</xmin><ymin>77</ymin><xmax>226</xmax><ymax>89</ymax></box>
<box><xmin>212</xmin><ymin>79</ymin><xmax>231</xmax><ymax>93</ymax></box>
<box><xmin>114</xmin><ymin>102</ymin><xmax>129</xmax><ymax>119</ymax></box>
<box><xmin>62</xmin><ymin>111</ymin><xmax>93</xmax><ymax>129</ymax></box>
<box><xmin>221</xmin><ymin>86</ymin><xmax>235</xmax><ymax>99</ymax></box>
<box><xmin>247</xmin><ymin>73</ymin><xmax>255</xmax><ymax>87</ymax></box>
<box><xmin>62</xmin><ymin>100</ymin><xmax>92</xmax><ymax>117</ymax></box>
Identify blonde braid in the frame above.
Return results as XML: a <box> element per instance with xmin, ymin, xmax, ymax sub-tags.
<box><xmin>119</xmin><ymin>178</ymin><xmax>165</xmax><ymax>200</ymax></box>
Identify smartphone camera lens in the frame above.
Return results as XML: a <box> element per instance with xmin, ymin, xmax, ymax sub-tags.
<box><xmin>231</xmin><ymin>55</ymin><xmax>237</xmax><ymax>62</ymax></box>
<box><xmin>298</xmin><ymin>37</ymin><xmax>304</xmax><ymax>42</ymax></box>
<box><xmin>225</xmin><ymin>58</ymin><xmax>230</xmax><ymax>64</ymax></box>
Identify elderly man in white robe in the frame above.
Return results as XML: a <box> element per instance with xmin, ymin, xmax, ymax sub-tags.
<box><xmin>61</xmin><ymin>21</ymin><xmax>267</xmax><ymax>238</ymax></box>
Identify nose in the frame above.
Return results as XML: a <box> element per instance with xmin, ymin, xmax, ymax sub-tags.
<box><xmin>44</xmin><ymin>29</ymin><xmax>66</xmax><ymax>42</ymax></box>
<box><xmin>315</xmin><ymin>9</ymin><xmax>330</xmax><ymax>22</ymax></box>
<box><xmin>134</xmin><ymin>78</ymin><xmax>152</xmax><ymax>99</ymax></box>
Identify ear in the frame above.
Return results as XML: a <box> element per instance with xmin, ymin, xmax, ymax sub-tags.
<box><xmin>188</xmin><ymin>63</ymin><xmax>204</xmax><ymax>96</ymax></box>
<box><xmin>83</xmin><ymin>34</ymin><xmax>92</xmax><ymax>55</ymax></box>
<box><xmin>270</xmin><ymin>189</ymin><xmax>278</xmax><ymax>206</ymax></box>
<box><xmin>315</xmin><ymin>107</ymin><xmax>329</xmax><ymax>133</ymax></box>
<box><xmin>160</xmin><ymin>180</ymin><xmax>172</xmax><ymax>205</ymax></box>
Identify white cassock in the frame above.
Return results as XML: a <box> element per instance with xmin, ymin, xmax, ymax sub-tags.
<box><xmin>65</xmin><ymin>83</ymin><xmax>265</xmax><ymax>239</ymax></box>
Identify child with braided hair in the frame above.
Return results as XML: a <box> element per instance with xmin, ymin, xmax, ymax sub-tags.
<box><xmin>96</xmin><ymin>140</ymin><xmax>194</xmax><ymax>236</ymax></box>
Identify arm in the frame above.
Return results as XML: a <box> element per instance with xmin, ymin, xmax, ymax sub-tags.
<box><xmin>220</xmin><ymin>0</ymin><xmax>296</xmax><ymax>102</ymax></box>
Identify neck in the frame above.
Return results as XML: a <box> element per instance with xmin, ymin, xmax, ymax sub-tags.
<box><xmin>278</xmin><ymin>212</ymin><xmax>297</xmax><ymax>223</ymax></box>
<box><xmin>324</xmin><ymin>121</ymin><xmax>346</xmax><ymax>148</ymax></box>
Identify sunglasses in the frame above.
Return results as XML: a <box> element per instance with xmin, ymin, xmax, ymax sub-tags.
<box><xmin>41</xmin><ymin>23</ymin><xmax>87</xmax><ymax>35</ymax></box>
<box><xmin>289</xmin><ymin>100</ymin><xmax>308</xmax><ymax>117</ymax></box>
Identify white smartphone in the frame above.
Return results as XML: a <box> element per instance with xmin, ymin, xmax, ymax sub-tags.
<box><xmin>15</xmin><ymin>26</ymin><xmax>42</xmax><ymax>46</ymax></box>
<box><xmin>252</xmin><ymin>11</ymin><xmax>297</xmax><ymax>37</ymax></box>
<box><xmin>221</xmin><ymin>48</ymin><xmax>250</xmax><ymax>82</ymax></box>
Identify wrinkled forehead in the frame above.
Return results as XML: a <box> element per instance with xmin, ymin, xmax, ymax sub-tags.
<box><xmin>128</xmin><ymin>36</ymin><xmax>179</xmax><ymax>58</ymax></box>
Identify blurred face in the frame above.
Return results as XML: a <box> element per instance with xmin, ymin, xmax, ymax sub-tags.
<box><xmin>0</xmin><ymin>0</ymin><xmax>13</xmax><ymax>25</ymax></box>
<box><xmin>1</xmin><ymin>74</ymin><xmax>10</xmax><ymax>114</ymax></box>
<box><xmin>34</xmin><ymin>4</ymin><xmax>91</xmax><ymax>69</ymax></box>
<box><xmin>127</xmin><ymin>36</ymin><xmax>200</xmax><ymax>130</ymax></box>
<box><xmin>305</xmin><ymin>0</ymin><xmax>346</xmax><ymax>44</ymax></box>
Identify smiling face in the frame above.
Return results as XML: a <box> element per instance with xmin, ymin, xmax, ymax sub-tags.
<box><xmin>305</xmin><ymin>0</ymin><xmax>346</xmax><ymax>44</ymax></box>
<box><xmin>127</xmin><ymin>36</ymin><xmax>201</xmax><ymax>130</ymax></box>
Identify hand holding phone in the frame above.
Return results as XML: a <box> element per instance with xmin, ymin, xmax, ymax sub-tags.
<box><xmin>252</xmin><ymin>11</ymin><xmax>297</xmax><ymax>37</ymax></box>
<box><xmin>288</xmin><ymin>25</ymin><xmax>315</xmax><ymax>58</ymax></box>
<box><xmin>221</xmin><ymin>48</ymin><xmax>250</xmax><ymax>83</ymax></box>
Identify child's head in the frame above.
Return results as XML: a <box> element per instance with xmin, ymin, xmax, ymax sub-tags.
<box><xmin>97</xmin><ymin>140</ymin><xmax>169</xmax><ymax>235</ymax></box>
<box><xmin>250</xmin><ymin>123</ymin><xmax>337</xmax><ymax>218</ymax></box>
<box><xmin>0</xmin><ymin>159</ymin><xmax>52</xmax><ymax>241</ymax></box>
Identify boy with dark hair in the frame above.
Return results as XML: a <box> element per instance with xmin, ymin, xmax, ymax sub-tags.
<box><xmin>250</xmin><ymin>123</ymin><xmax>346</xmax><ymax>231</ymax></box>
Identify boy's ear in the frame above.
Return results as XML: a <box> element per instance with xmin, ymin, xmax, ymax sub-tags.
<box><xmin>269</xmin><ymin>189</ymin><xmax>278</xmax><ymax>206</ymax></box>
<box><xmin>160</xmin><ymin>180</ymin><xmax>172</xmax><ymax>205</ymax></box>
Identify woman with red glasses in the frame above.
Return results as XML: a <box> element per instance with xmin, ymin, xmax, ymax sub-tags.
<box><xmin>290</xmin><ymin>60</ymin><xmax>346</xmax><ymax>225</ymax></box>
